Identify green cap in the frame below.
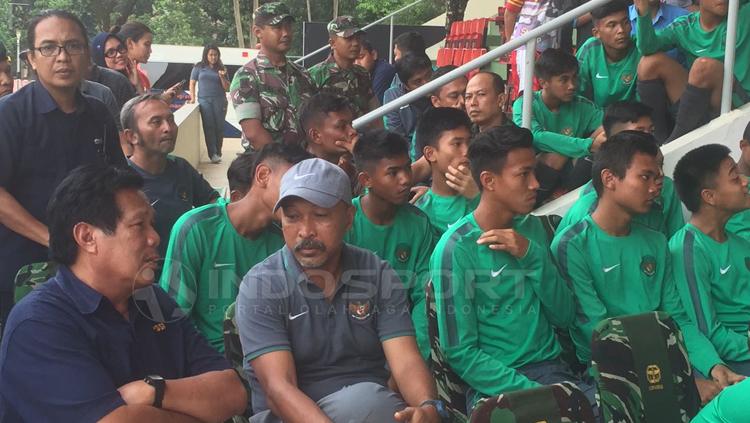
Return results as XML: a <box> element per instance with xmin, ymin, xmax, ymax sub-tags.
<box><xmin>327</xmin><ymin>16</ymin><xmax>364</xmax><ymax>38</ymax></box>
<box><xmin>254</xmin><ymin>2</ymin><xmax>294</xmax><ymax>26</ymax></box>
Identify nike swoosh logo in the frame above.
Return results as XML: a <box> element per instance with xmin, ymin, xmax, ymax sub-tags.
<box><xmin>293</xmin><ymin>173</ymin><xmax>315</xmax><ymax>180</ymax></box>
<box><xmin>720</xmin><ymin>265</ymin><xmax>732</xmax><ymax>275</ymax></box>
<box><xmin>150</xmin><ymin>199</ymin><xmax>159</xmax><ymax>207</ymax></box>
<box><xmin>595</xmin><ymin>73</ymin><xmax>608</xmax><ymax>79</ymax></box>
<box><xmin>214</xmin><ymin>263</ymin><xmax>233</xmax><ymax>268</ymax></box>
<box><xmin>491</xmin><ymin>264</ymin><xmax>508</xmax><ymax>278</ymax></box>
<box><xmin>696</xmin><ymin>48</ymin><xmax>707</xmax><ymax>53</ymax></box>
<box><xmin>288</xmin><ymin>311</ymin><xmax>308</xmax><ymax>320</ymax></box>
<box><xmin>603</xmin><ymin>264</ymin><xmax>620</xmax><ymax>273</ymax></box>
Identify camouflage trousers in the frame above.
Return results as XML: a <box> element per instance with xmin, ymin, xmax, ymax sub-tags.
<box><xmin>466</xmin><ymin>359</ymin><xmax>597</xmax><ymax>415</ymax></box>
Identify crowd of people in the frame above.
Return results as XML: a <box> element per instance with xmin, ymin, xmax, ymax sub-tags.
<box><xmin>0</xmin><ymin>0</ymin><xmax>750</xmax><ymax>421</ymax></box>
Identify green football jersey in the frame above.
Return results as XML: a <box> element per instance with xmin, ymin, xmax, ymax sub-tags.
<box><xmin>431</xmin><ymin>212</ymin><xmax>574</xmax><ymax>405</ymax></box>
<box><xmin>551</xmin><ymin>215</ymin><xmax>722</xmax><ymax>375</ymax></box>
<box><xmin>413</xmin><ymin>189</ymin><xmax>480</xmax><ymax>234</ymax></box>
<box><xmin>636</xmin><ymin>4</ymin><xmax>750</xmax><ymax>95</ymax></box>
<box><xmin>512</xmin><ymin>91</ymin><xmax>603</xmax><ymax>158</ymax></box>
<box><xmin>669</xmin><ymin>224</ymin><xmax>750</xmax><ymax>363</ymax></box>
<box><xmin>159</xmin><ymin>202</ymin><xmax>285</xmax><ymax>351</ymax></box>
<box><xmin>576</xmin><ymin>37</ymin><xmax>641</xmax><ymax>108</ymax></box>
<box><xmin>556</xmin><ymin>177</ymin><xmax>684</xmax><ymax>237</ymax></box>
<box><xmin>692</xmin><ymin>377</ymin><xmax>750</xmax><ymax>423</ymax></box>
<box><xmin>344</xmin><ymin>197</ymin><xmax>438</xmax><ymax>359</ymax></box>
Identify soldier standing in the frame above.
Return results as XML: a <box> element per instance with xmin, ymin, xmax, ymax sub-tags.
<box><xmin>230</xmin><ymin>2</ymin><xmax>315</xmax><ymax>151</ymax></box>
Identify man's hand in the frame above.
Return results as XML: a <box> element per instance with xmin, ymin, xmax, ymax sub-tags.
<box><xmin>118</xmin><ymin>380</ymin><xmax>155</xmax><ymax>407</ymax></box>
<box><xmin>633</xmin><ymin>0</ymin><xmax>651</xmax><ymax>16</ymax></box>
<box><xmin>334</xmin><ymin>133</ymin><xmax>360</xmax><ymax>155</ymax></box>
<box><xmin>590</xmin><ymin>131</ymin><xmax>607</xmax><ymax>153</ymax></box>
<box><xmin>695</xmin><ymin>378</ymin><xmax>722</xmax><ymax>405</ymax></box>
<box><xmin>476</xmin><ymin>229</ymin><xmax>530</xmax><ymax>258</ymax></box>
<box><xmin>409</xmin><ymin>186</ymin><xmax>429</xmax><ymax>204</ymax></box>
<box><xmin>445</xmin><ymin>164</ymin><xmax>479</xmax><ymax>200</ymax></box>
<box><xmin>394</xmin><ymin>404</ymin><xmax>441</xmax><ymax>423</ymax></box>
<box><xmin>711</xmin><ymin>364</ymin><xmax>746</xmax><ymax>387</ymax></box>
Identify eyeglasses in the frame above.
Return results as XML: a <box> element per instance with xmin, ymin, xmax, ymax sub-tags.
<box><xmin>104</xmin><ymin>45</ymin><xmax>128</xmax><ymax>58</ymax></box>
<box><xmin>32</xmin><ymin>41</ymin><xmax>86</xmax><ymax>57</ymax></box>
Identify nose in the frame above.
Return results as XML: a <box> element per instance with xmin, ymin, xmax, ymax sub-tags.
<box><xmin>456</xmin><ymin>95</ymin><xmax>466</xmax><ymax>109</ymax></box>
<box><xmin>742</xmin><ymin>175</ymin><xmax>749</xmax><ymax>189</ymax></box>
<box><xmin>529</xmin><ymin>172</ymin><xmax>540</xmax><ymax>191</ymax></box>
<box><xmin>298</xmin><ymin>215</ymin><xmax>317</xmax><ymax>239</ymax></box>
<box><xmin>148</xmin><ymin>225</ymin><xmax>160</xmax><ymax>249</ymax></box>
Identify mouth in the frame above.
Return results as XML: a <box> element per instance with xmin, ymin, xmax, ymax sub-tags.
<box><xmin>55</xmin><ymin>69</ymin><xmax>74</xmax><ymax>77</ymax></box>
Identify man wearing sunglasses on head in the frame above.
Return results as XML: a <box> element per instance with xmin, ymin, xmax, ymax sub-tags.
<box><xmin>0</xmin><ymin>10</ymin><xmax>126</xmax><ymax>330</ymax></box>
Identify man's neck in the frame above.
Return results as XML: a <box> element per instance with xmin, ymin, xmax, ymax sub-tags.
<box><xmin>333</xmin><ymin>53</ymin><xmax>354</xmax><ymax>70</ymax></box>
<box><xmin>69</xmin><ymin>261</ymin><xmax>132</xmax><ymax>317</ymax></box>
<box><xmin>430</xmin><ymin>168</ymin><xmax>459</xmax><ymax>197</ymax></box>
<box><xmin>591</xmin><ymin>197</ymin><xmax>633</xmax><ymax>236</ymax></box>
<box><xmin>478</xmin><ymin>113</ymin><xmax>506</xmax><ymax>132</ymax></box>
<box><xmin>604</xmin><ymin>42</ymin><xmax>631</xmax><ymax>63</ymax></box>
<box><xmin>690</xmin><ymin>208</ymin><xmax>731</xmax><ymax>242</ymax></box>
<box><xmin>649</xmin><ymin>3</ymin><xmax>661</xmax><ymax>19</ymax></box>
<box><xmin>541</xmin><ymin>90</ymin><xmax>562</xmax><ymax>112</ymax></box>
<box><xmin>226</xmin><ymin>193</ymin><xmax>273</xmax><ymax>238</ymax></box>
<box><xmin>307</xmin><ymin>144</ymin><xmax>341</xmax><ymax>164</ymax></box>
<box><xmin>42</xmin><ymin>81</ymin><xmax>78</xmax><ymax>114</ymax></box>
<box><xmin>700</xmin><ymin>9</ymin><xmax>725</xmax><ymax>31</ymax></box>
<box><xmin>129</xmin><ymin>150</ymin><xmax>168</xmax><ymax>175</ymax></box>
<box><xmin>473</xmin><ymin>196</ymin><xmax>515</xmax><ymax>231</ymax></box>
<box><xmin>361</xmin><ymin>192</ymin><xmax>399</xmax><ymax>225</ymax></box>
<box><xmin>261</xmin><ymin>48</ymin><xmax>287</xmax><ymax>67</ymax></box>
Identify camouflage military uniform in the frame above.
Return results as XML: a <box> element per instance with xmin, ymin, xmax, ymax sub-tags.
<box><xmin>470</xmin><ymin>382</ymin><xmax>596</xmax><ymax>423</ymax></box>
<box><xmin>309</xmin><ymin>16</ymin><xmax>376</xmax><ymax>118</ymax></box>
<box><xmin>13</xmin><ymin>261</ymin><xmax>57</xmax><ymax>303</ymax></box>
<box><xmin>229</xmin><ymin>2</ymin><xmax>315</xmax><ymax>148</ymax></box>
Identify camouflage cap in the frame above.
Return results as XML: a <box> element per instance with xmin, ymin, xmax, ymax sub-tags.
<box><xmin>254</xmin><ymin>2</ymin><xmax>294</xmax><ymax>26</ymax></box>
<box><xmin>327</xmin><ymin>16</ymin><xmax>365</xmax><ymax>38</ymax></box>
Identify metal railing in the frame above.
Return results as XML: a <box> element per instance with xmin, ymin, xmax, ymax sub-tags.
<box><xmin>294</xmin><ymin>0</ymin><xmax>424</xmax><ymax>66</ymax></box>
<box><xmin>353</xmin><ymin>0</ymin><xmax>742</xmax><ymax>130</ymax></box>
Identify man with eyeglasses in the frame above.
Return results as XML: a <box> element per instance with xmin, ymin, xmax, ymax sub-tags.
<box><xmin>0</xmin><ymin>10</ymin><xmax>125</xmax><ymax>329</ymax></box>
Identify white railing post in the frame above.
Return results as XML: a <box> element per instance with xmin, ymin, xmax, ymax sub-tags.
<box><xmin>389</xmin><ymin>15</ymin><xmax>395</xmax><ymax>63</ymax></box>
<box><xmin>522</xmin><ymin>38</ymin><xmax>537</xmax><ymax>129</ymax></box>
<box><xmin>721</xmin><ymin>0</ymin><xmax>739</xmax><ymax>114</ymax></box>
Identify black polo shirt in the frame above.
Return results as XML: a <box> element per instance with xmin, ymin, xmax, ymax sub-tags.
<box><xmin>0</xmin><ymin>266</ymin><xmax>230</xmax><ymax>422</ymax></box>
<box><xmin>236</xmin><ymin>244</ymin><xmax>415</xmax><ymax>413</ymax></box>
<box><xmin>0</xmin><ymin>82</ymin><xmax>125</xmax><ymax>292</ymax></box>
<box><xmin>89</xmin><ymin>65</ymin><xmax>137</xmax><ymax>109</ymax></box>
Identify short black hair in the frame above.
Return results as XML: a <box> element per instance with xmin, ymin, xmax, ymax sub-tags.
<box><xmin>27</xmin><ymin>10</ymin><xmax>89</xmax><ymax>51</ymax></box>
<box><xmin>394</xmin><ymin>32</ymin><xmax>426</xmax><ymax>56</ymax></box>
<box><xmin>431</xmin><ymin>65</ymin><xmax>464</xmax><ymax>96</ymax></box>
<box><xmin>300</xmin><ymin>93</ymin><xmax>353</xmax><ymax>135</ymax></box>
<box><xmin>591</xmin><ymin>0</ymin><xmax>631</xmax><ymax>22</ymax></box>
<box><xmin>353</xmin><ymin>129</ymin><xmax>410</xmax><ymax>171</ymax></box>
<box><xmin>117</xmin><ymin>21</ymin><xmax>153</xmax><ymax>43</ymax></box>
<box><xmin>361</xmin><ymin>39</ymin><xmax>376</xmax><ymax>54</ymax></box>
<box><xmin>535</xmin><ymin>48</ymin><xmax>579</xmax><ymax>80</ymax></box>
<box><xmin>591</xmin><ymin>130</ymin><xmax>659</xmax><ymax>196</ymax></box>
<box><xmin>47</xmin><ymin>165</ymin><xmax>143</xmax><ymax>266</ymax></box>
<box><xmin>415</xmin><ymin>107</ymin><xmax>472</xmax><ymax>154</ymax></box>
<box><xmin>251</xmin><ymin>143</ymin><xmax>313</xmax><ymax>185</ymax></box>
<box><xmin>468</xmin><ymin>125</ymin><xmax>534</xmax><ymax>189</ymax></box>
<box><xmin>227</xmin><ymin>152</ymin><xmax>256</xmax><ymax>193</ymax></box>
<box><xmin>673</xmin><ymin>144</ymin><xmax>732</xmax><ymax>212</ymax></box>
<box><xmin>743</xmin><ymin>120</ymin><xmax>750</xmax><ymax>140</ymax></box>
<box><xmin>603</xmin><ymin>101</ymin><xmax>653</xmax><ymax>137</ymax></box>
<box><xmin>471</xmin><ymin>71</ymin><xmax>506</xmax><ymax>95</ymax></box>
<box><xmin>395</xmin><ymin>53</ymin><xmax>432</xmax><ymax>84</ymax></box>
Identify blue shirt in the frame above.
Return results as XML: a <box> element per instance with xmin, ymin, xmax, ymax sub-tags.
<box><xmin>371</xmin><ymin>58</ymin><xmax>396</xmax><ymax>104</ymax></box>
<box><xmin>0</xmin><ymin>82</ymin><xmax>125</xmax><ymax>293</ymax></box>
<box><xmin>629</xmin><ymin>3</ymin><xmax>688</xmax><ymax>63</ymax></box>
<box><xmin>0</xmin><ymin>266</ymin><xmax>230</xmax><ymax>422</ymax></box>
<box><xmin>190</xmin><ymin>64</ymin><xmax>227</xmax><ymax>99</ymax></box>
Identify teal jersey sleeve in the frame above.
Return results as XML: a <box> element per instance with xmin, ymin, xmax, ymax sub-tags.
<box><xmin>411</xmin><ymin>222</ymin><xmax>438</xmax><ymax>360</ymax></box>
<box><xmin>159</xmin><ymin>213</ymin><xmax>204</xmax><ymax>314</ymax></box>
<box><xmin>432</xmin><ymin>239</ymin><xmax>541</xmax><ymax>396</ymax></box>
<box><xmin>576</xmin><ymin>47</ymin><xmax>594</xmax><ymax>101</ymax></box>
<box><xmin>661</xmin><ymin>177</ymin><xmax>686</xmax><ymax>238</ymax></box>
<box><xmin>512</xmin><ymin>96</ymin><xmax>593</xmax><ymax>159</ymax></box>
<box><xmin>669</xmin><ymin>229</ymin><xmax>750</xmax><ymax>363</ymax></box>
<box><xmin>692</xmin><ymin>378</ymin><xmax>750</xmax><ymax>423</ymax></box>
<box><xmin>521</xmin><ymin>238</ymin><xmax>576</xmax><ymax>328</ymax></box>
<box><xmin>658</xmin><ymin>251</ymin><xmax>724</xmax><ymax>376</ymax></box>
<box><xmin>636</xmin><ymin>13</ymin><xmax>679</xmax><ymax>55</ymax></box>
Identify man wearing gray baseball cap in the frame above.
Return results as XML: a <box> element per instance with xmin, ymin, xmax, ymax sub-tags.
<box><xmin>236</xmin><ymin>158</ymin><xmax>444</xmax><ymax>423</ymax></box>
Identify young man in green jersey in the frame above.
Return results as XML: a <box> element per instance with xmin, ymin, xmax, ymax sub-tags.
<box><xmin>227</xmin><ymin>152</ymin><xmax>254</xmax><ymax>202</ymax></box>
<box><xmin>345</xmin><ymin>130</ymin><xmax>438</xmax><ymax>360</ymax></box>
<box><xmin>512</xmin><ymin>48</ymin><xmax>607</xmax><ymax>204</ymax></box>
<box><xmin>551</xmin><ymin>131</ymin><xmax>743</xmax><ymax>403</ymax></box>
<box><xmin>635</xmin><ymin>0</ymin><xmax>750</xmax><ymax>142</ymax></box>
<box><xmin>557</xmin><ymin>101</ymin><xmax>685</xmax><ymax>237</ymax></box>
<box><xmin>413</xmin><ymin>107</ymin><xmax>478</xmax><ymax>234</ymax></box>
<box><xmin>159</xmin><ymin>144</ymin><xmax>311</xmax><ymax>351</ymax></box>
<box><xmin>670</xmin><ymin>144</ymin><xmax>750</xmax><ymax>375</ymax></box>
<box><xmin>726</xmin><ymin>121</ymin><xmax>750</xmax><ymax>240</ymax></box>
<box><xmin>431</xmin><ymin>125</ymin><xmax>595</xmax><ymax>412</ymax></box>
<box><xmin>577</xmin><ymin>0</ymin><xmax>641</xmax><ymax>109</ymax></box>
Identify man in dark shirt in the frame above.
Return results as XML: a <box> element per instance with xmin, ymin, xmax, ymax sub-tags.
<box><xmin>0</xmin><ymin>164</ymin><xmax>247</xmax><ymax>422</ymax></box>
<box><xmin>0</xmin><ymin>10</ymin><xmax>125</xmax><ymax>328</ymax></box>
<box><xmin>356</xmin><ymin>39</ymin><xmax>396</xmax><ymax>105</ymax></box>
<box><xmin>122</xmin><ymin>93</ymin><xmax>219</xmax><ymax>259</ymax></box>
<box><xmin>88</xmin><ymin>62</ymin><xmax>137</xmax><ymax>109</ymax></box>
<box><xmin>0</xmin><ymin>42</ymin><xmax>12</xmax><ymax>98</ymax></box>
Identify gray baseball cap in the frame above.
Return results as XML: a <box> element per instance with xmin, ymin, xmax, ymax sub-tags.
<box><xmin>274</xmin><ymin>158</ymin><xmax>352</xmax><ymax>212</ymax></box>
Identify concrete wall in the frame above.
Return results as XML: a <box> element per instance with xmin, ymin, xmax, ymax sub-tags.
<box><xmin>533</xmin><ymin>104</ymin><xmax>750</xmax><ymax>218</ymax></box>
<box><xmin>172</xmin><ymin>103</ymin><xmax>208</xmax><ymax>168</ymax></box>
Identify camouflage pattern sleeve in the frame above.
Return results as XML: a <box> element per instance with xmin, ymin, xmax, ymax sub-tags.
<box><xmin>230</xmin><ymin>64</ymin><xmax>262</xmax><ymax>122</ymax></box>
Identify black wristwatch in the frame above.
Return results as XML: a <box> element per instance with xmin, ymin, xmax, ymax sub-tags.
<box><xmin>419</xmin><ymin>399</ymin><xmax>449</xmax><ymax>420</ymax></box>
<box><xmin>143</xmin><ymin>375</ymin><xmax>166</xmax><ymax>408</ymax></box>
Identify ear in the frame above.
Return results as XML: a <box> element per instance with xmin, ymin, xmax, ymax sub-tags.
<box><xmin>592</xmin><ymin>25</ymin><xmax>600</xmax><ymax>39</ymax></box>
<box><xmin>254</xmin><ymin>163</ymin><xmax>272</xmax><ymax>188</ymax></box>
<box><xmin>700</xmin><ymin>187</ymin><xmax>717</xmax><ymax>207</ymax></box>
<box><xmin>72</xmin><ymin>222</ymin><xmax>98</xmax><ymax>256</ymax></box>
<box><xmin>26</xmin><ymin>52</ymin><xmax>38</xmax><ymax>71</ymax></box>
<box><xmin>329</xmin><ymin>37</ymin><xmax>336</xmax><ymax>48</ymax></box>
<box><xmin>479</xmin><ymin>170</ymin><xmax>495</xmax><ymax>191</ymax></box>
<box><xmin>308</xmin><ymin>127</ymin><xmax>322</xmax><ymax>145</ymax></box>
<box><xmin>497</xmin><ymin>92</ymin><xmax>506</xmax><ymax>109</ymax></box>
<box><xmin>357</xmin><ymin>170</ymin><xmax>371</xmax><ymax>189</ymax></box>
<box><xmin>252</xmin><ymin>25</ymin><xmax>262</xmax><ymax>40</ymax></box>
<box><xmin>740</xmin><ymin>139</ymin><xmax>749</xmax><ymax>149</ymax></box>
<box><xmin>123</xmin><ymin>129</ymin><xmax>138</xmax><ymax>146</ymax></box>
<box><xmin>423</xmin><ymin>145</ymin><xmax>437</xmax><ymax>164</ymax></box>
<box><xmin>600</xmin><ymin>168</ymin><xmax>618</xmax><ymax>191</ymax></box>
